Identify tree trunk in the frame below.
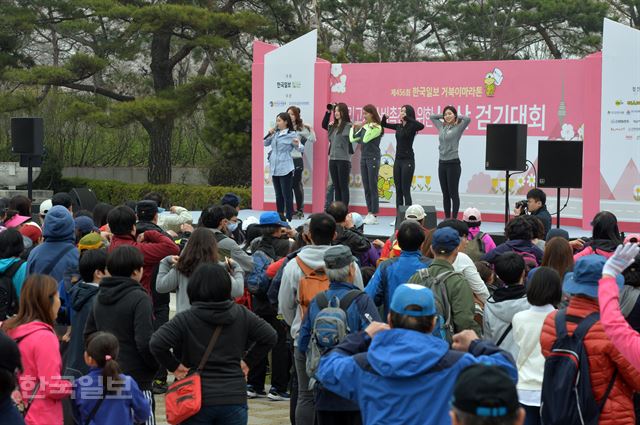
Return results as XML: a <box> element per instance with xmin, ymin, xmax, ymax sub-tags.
<box><xmin>148</xmin><ymin>29</ymin><xmax>175</xmax><ymax>184</ymax></box>
<box><xmin>145</xmin><ymin>119</ymin><xmax>174</xmax><ymax>184</ymax></box>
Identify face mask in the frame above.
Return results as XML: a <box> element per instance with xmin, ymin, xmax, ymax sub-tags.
<box><xmin>227</xmin><ymin>222</ymin><xmax>238</xmax><ymax>232</ymax></box>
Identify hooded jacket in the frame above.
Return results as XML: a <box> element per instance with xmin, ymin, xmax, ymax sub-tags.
<box><xmin>149</xmin><ymin>300</ymin><xmax>277</xmax><ymax>406</ymax></box>
<box><xmin>467</xmin><ymin>226</ymin><xmax>497</xmax><ymax>254</ymax></box>
<box><xmin>574</xmin><ymin>239</ymin><xmax>619</xmax><ymax>261</ymax></box>
<box><xmin>481</xmin><ymin>239</ymin><xmax>544</xmax><ymax>265</ymax></box>
<box><xmin>73</xmin><ymin>368</ymin><xmax>150</xmax><ymax>424</ymax></box>
<box><xmin>6</xmin><ymin>321</ymin><xmax>73</xmax><ymax>425</ymax></box>
<box><xmin>83</xmin><ymin>276</ymin><xmax>157</xmax><ymax>390</ymax></box>
<box><xmin>316</xmin><ymin>329</ymin><xmax>516</xmax><ymax>425</ymax></box>
<box><xmin>483</xmin><ymin>285</ymin><xmax>530</xmax><ymax>359</ymax></box>
<box><xmin>278</xmin><ymin>245</ymin><xmax>364</xmax><ymax>345</ymax></box>
<box><xmin>0</xmin><ymin>257</ymin><xmax>27</xmax><ymax>301</ymax></box>
<box><xmin>108</xmin><ymin>230</ymin><xmax>179</xmax><ymax>296</ymax></box>
<box><xmin>541</xmin><ymin>295</ymin><xmax>640</xmax><ymax>425</ymax></box>
<box><xmin>63</xmin><ymin>282</ymin><xmax>99</xmax><ymax>378</ymax></box>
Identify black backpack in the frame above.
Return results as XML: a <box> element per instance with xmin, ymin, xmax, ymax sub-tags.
<box><xmin>540</xmin><ymin>310</ymin><xmax>617</xmax><ymax>425</ymax></box>
<box><xmin>0</xmin><ymin>260</ymin><xmax>24</xmax><ymax>319</ymax></box>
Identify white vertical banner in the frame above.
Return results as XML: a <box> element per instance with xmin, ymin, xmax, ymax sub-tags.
<box><xmin>263</xmin><ymin>31</ymin><xmax>317</xmax><ymax>203</ymax></box>
<box><xmin>600</xmin><ymin>19</ymin><xmax>640</xmax><ymax>221</ymax></box>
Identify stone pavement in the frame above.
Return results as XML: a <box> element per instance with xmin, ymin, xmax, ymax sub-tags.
<box><xmin>154</xmin><ymin>393</ymin><xmax>291</xmax><ymax>425</ymax></box>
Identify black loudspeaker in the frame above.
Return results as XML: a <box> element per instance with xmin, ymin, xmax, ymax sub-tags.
<box><xmin>485</xmin><ymin>124</ymin><xmax>527</xmax><ymax>171</ymax></box>
<box><xmin>70</xmin><ymin>188</ymin><xmax>98</xmax><ymax>212</ymax></box>
<box><xmin>11</xmin><ymin>118</ymin><xmax>44</xmax><ymax>155</ymax></box>
<box><xmin>19</xmin><ymin>155</ymin><xmax>42</xmax><ymax>167</ymax></box>
<box><xmin>537</xmin><ymin>140</ymin><xmax>583</xmax><ymax>188</ymax></box>
<box><xmin>395</xmin><ymin>205</ymin><xmax>437</xmax><ymax>230</ymax></box>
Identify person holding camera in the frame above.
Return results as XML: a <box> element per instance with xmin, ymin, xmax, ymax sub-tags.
<box><xmin>322</xmin><ymin>103</ymin><xmax>353</xmax><ymax>207</ymax></box>
<box><xmin>513</xmin><ymin>188</ymin><xmax>552</xmax><ymax>237</ymax></box>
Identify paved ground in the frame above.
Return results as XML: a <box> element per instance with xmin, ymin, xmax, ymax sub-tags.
<box><xmin>154</xmin><ymin>393</ymin><xmax>290</xmax><ymax>425</ymax></box>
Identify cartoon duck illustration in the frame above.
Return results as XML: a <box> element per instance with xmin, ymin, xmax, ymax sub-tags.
<box><xmin>378</xmin><ymin>156</ymin><xmax>394</xmax><ymax>200</ymax></box>
<box><xmin>484</xmin><ymin>68</ymin><xmax>504</xmax><ymax>97</ymax></box>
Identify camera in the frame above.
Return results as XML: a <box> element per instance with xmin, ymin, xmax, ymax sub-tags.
<box><xmin>515</xmin><ymin>200</ymin><xmax>528</xmax><ymax>215</ymax></box>
<box><xmin>327</xmin><ymin>103</ymin><xmax>336</xmax><ymax>111</ymax></box>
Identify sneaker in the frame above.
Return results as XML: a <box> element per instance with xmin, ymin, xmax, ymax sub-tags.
<box><xmin>247</xmin><ymin>385</ymin><xmax>267</xmax><ymax>399</ymax></box>
<box><xmin>366</xmin><ymin>214</ymin><xmax>379</xmax><ymax>225</ymax></box>
<box><xmin>268</xmin><ymin>387</ymin><xmax>291</xmax><ymax>401</ymax></box>
<box><xmin>362</xmin><ymin>213</ymin><xmax>374</xmax><ymax>225</ymax></box>
<box><xmin>293</xmin><ymin>210</ymin><xmax>305</xmax><ymax>219</ymax></box>
<box><xmin>152</xmin><ymin>379</ymin><xmax>167</xmax><ymax>395</ymax></box>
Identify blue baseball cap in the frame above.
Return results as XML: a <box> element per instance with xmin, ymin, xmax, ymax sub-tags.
<box><xmin>563</xmin><ymin>255</ymin><xmax>624</xmax><ymax>298</ymax></box>
<box><xmin>390</xmin><ymin>284</ymin><xmax>437</xmax><ymax>317</ymax></box>
<box><xmin>257</xmin><ymin>211</ymin><xmax>290</xmax><ymax>228</ymax></box>
<box><xmin>75</xmin><ymin>215</ymin><xmax>98</xmax><ymax>235</ymax></box>
<box><xmin>432</xmin><ymin>227</ymin><xmax>461</xmax><ymax>254</ymax></box>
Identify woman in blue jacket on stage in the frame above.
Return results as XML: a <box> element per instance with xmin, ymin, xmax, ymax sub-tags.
<box><xmin>264</xmin><ymin>112</ymin><xmax>302</xmax><ymax>221</ymax></box>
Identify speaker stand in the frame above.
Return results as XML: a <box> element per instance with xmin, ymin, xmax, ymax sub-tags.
<box><xmin>556</xmin><ymin>187</ymin><xmax>561</xmax><ymax>229</ymax></box>
<box><xmin>504</xmin><ymin>170</ymin><xmax>512</xmax><ymax>227</ymax></box>
<box><xmin>26</xmin><ymin>155</ymin><xmax>33</xmax><ymax>201</ymax></box>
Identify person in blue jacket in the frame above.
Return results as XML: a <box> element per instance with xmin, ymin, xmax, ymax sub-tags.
<box><xmin>316</xmin><ymin>284</ymin><xmax>517</xmax><ymax>425</ymax></box>
<box><xmin>365</xmin><ymin>220</ymin><xmax>431</xmax><ymax>317</ymax></box>
<box><xmin>264</xmin><ymin>112</ymin><xmax>302</xmax><ymax>221</ymax></box>
<box><xmin>298</xmin><ymin>245</ymin><xmax>381</xmax><ymax>425</ymax></box>
<box><xmin>26</xmin><ymin>205</ymin><xmax>79</xmax><ymax>325</ymax></box>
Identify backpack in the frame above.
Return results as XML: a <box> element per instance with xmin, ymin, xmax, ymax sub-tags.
<box><xmin>296</xmin><ymin>257</ymin><xmax>330</xmax><ymax>320</ymax></box>
<box><xmin>512</xmin><ymin>247</ymin><xmax>539</xmax><ymax>273</ymax></box>
<box><xmin>0</xmin><ymin>260</ymin><xmax>24</xmax><ymax>320</ymax></box>
<box><xmin>246</xmin><ymin>250</ymin><xmax>273</xmax><ymax>296</ymax></box>
<box><xmin>464</xmin><ymin>232</ymin><xmax>486</xmax><ymax>262</ymax></box>
<box><xmin>540</xmin><ymin>310</ymin><xmax>618</xmax><ymax>425</ymax></box>
<box><xmin>306</xmin><ymin>290</ymin><xmax>362</xmax><ymax>386</ymax></box>
<box><xmin>408</xmin><ymin>268</ymin><xmax>459</xmax><ymax>343</ymax></box>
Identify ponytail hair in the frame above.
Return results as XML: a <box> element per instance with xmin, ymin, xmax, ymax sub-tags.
<box><xmin>86</xmin><ymin>332</ymin><xmax>124</xmax><ymax>394</ymax></box>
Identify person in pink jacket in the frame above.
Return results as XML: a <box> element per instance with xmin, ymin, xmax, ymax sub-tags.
<box><xmin>2</xmin><ymin>274</ymin><xmax>72</xmax><ymax>425</ymax></box>
<box><xmin>598</xmin><ymin>242</ymin><xmax>640</xmax><ymax>370</ymax></box>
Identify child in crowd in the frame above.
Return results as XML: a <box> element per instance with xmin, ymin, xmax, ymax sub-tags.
<box><xmin>74</xmin><ymin>332</ymin><xmax>150</xmax><ymax>424</ymax></box>
<box><xmin>462</xmin><ymin>207</ymin><xmax>496</xmax><ymax>261</ymax></box>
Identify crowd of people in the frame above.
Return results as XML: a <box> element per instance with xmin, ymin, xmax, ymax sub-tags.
<box><xmin>1</xmin><ymin>187</ymin><xmax>640</xmax><ymax>425</ymax></box>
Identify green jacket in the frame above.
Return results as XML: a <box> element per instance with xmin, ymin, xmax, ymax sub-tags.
<box><xmin>409</xmin><ymin>258</ymin><xmax>480</xmax><ymax>334</ymax></box>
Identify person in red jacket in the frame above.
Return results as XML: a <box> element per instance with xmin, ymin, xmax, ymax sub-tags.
<box><xmin>540</xmin><ymin>255</ymin><xmax>640</xmax><ymax>425</ymax></box>
<box><xmin>106</xmin><ymin>206</ymin><xmax>179</xmax><ymax>296</ymax></box>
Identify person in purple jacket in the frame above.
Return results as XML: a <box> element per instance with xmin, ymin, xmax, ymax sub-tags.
<box><xmin>481</xmin><ymin>217</ymin><xmax>543</xmax><ymax>271</ymax></box>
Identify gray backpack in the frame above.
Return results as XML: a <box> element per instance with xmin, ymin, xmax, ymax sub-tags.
<box><xmin>408</xmin><ymin>268</ymin><xmax>460</xmax><ymax>343</ymax></box>
<box><xmin>306</xmin><ymin>290</ymin><xmax>361</xmax><ymax>389</ymax></box>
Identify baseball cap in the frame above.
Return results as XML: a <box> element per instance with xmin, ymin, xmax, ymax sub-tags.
<box><xmin>351</xmin><ymin>212</ymin><xmax>364</xmax><ymax>230</ymax></box>
<box><xmin>563</xmin><ymin>254</ymin><xmax>624</xmax><ymax>298</ymax></box>
<box><xmin>0</xmin><ymin>331</ymin><xmax>21</xmax><ymax>373</ymax></box>
<box><xmin>462</xmin><ymin>207</ymin><xmax>482</xmax><ymax>223</ymax></box>
<box><xmin>390</xmin><ymin>284</ymin><xmax>436</xmax><ymax>317</ymax></box>
<box><xmin>221</xmin><ymin>193</ymin><xmax>241</xmax><ymax>208</ymax></box>
<box><xmin>20</xmin><ymin>222</ymin><xmax>42</xmax><ymax>243</ymax></box>
<box><xmin>257</xmin><ymin>211</ymin><xmax>290</xmax><ymax>228</ymax></box>
<box><xmin>4</xmin><ymin>214</ymin><xmax>31</xmax><ymax>228</ymax></box>
<box><xmin>136</xmin><ymin>200</ymin><xmax>159</xmax><ymax>221</ymax></box>
<box><xmin>405</xmin><ymin>205</ymin><xmax>426</xmax><ymax>221</ymax></box>
<box><xmin>75</xmin><ymin>216</ymin><xmax>99</xmax><ymax>235</ymax></box>
<box><xmin>452</xmin><ymin>364</ymin><xmax>519</xmax><ymax>417</ymax></box>
<box><xmin>546</xmin><ymin>228</ymin><xmax>570</xmax><ymax>241</ymax></box>
<box><xmin>324</xmin><ymin>245</ymin><xmax>355</xmax><ymax>269</ymax></box>
<box><xmin>78</xmin><ymin>232</ymin><xmax>105</xmax><ymax>251</ymax></box>
<box><xmin>39</xmin><ymin>199</ymin><xmax>53</xmax><ymax>216</ymax></box>
<box><xmin>431</xmin><ymin>227</ymin><xmax>461</xmax><ymax>255</ymax></box>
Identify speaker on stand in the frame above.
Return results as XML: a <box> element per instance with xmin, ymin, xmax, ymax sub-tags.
<box><xmin>537</xmin><ymin>140</ymin><xmax>583</xmax><ymax>229</ymax></box>
<box><xmin>485</xmin><ymin>124</ymin><xmax>528</xmax><ymax>226</ymax></box>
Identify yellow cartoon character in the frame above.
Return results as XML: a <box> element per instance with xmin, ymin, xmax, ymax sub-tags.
<box><xmin>484</xmin><ymin>68</ymin><xmax>503</xmax><ymax>97</ymax></box>
<box><xmin>378</xmin><ymin>157</ymin><xmax>394</xmax><ymax>200</ymax></box>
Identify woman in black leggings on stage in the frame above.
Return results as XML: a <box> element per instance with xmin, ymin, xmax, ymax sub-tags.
<box><xmin>430</xmin><ymin>106</ymin><xmax>471</xmax><ymax>219</ymax></box>
<box><xmin>382</xmin><ymin>105</ymin><xmax>424</xmax><ymax>209</ymax></box>
<box><xmin>322</xmin><ymin>102</ymin><xmax>353</xmax><ymax>207</ymax></box>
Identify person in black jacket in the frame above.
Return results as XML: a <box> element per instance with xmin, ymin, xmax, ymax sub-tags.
<box><xmin>382</xmin><ymin>105</ymin><xmax>425</xmax><ymax>209</ymax></box>
<box><xmin>326</xmin><ymin>201</ymin><xmax>371</xmax><ymax>256</ymax></box>
<box><xmin>514</xmin><ymin>188</ymin><xmax>552</xmax><ymax>237</ymax></box>
<box><xmin>84</xmin><ymin>245</ymin><xmax>158</xmax><ymax>425</ymax></box>
<box><xmin>150</xmin><ymin>263</ymin><xmax>277</xmax><ymax>425</ymax></box>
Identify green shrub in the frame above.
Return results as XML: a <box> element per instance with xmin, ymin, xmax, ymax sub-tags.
<box><xmin>61</xmin><ymin>178</ymin><xmax>251</xmax><ymax>210</ymax></box>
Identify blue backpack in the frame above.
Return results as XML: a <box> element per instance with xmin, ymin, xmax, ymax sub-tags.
<box><xmin>246</xmin><ymin>250</ymin><xmax>273</xmax><ymax>296</ymax></box>
<box><xmin>540</xmin><ymin>310</ymin><xmax>617</xmax><ymax>425</ymax></box>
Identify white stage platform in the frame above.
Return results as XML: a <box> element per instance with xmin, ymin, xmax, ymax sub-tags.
<box><xmin>183</xmin><ymin>209</ymin><xmax>591</xmax><ymax>240</ymax></box>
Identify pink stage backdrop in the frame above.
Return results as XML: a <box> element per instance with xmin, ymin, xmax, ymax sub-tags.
<box><xmin>253</xmin><ymin>36</ymin><xmax>639</xmax><ymax>231</ymax></box>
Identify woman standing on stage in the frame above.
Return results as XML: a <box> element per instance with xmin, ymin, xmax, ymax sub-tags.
<box><xmin>350</xmin><ymin>104</ymin><xmax>383</xmax><ymax>225</ymax></box>
<box><xmin>322</xmin><ymin>102</ymin><xmax>353</xmax><ymax>207</ymax></box>
<box><xmin>287</xmin><ymin>106</ymin><xmax>316</xmax><ymax>219</ymax></box>
<box><xmin>382</xmin><ymin>105</ymin><xmax>425</xmax><ymax>210</ymax></box>
<box><xmin>430</xmin><ymin>106</ymin><xmax>471</xmax><ymax>219</ymax></box>
<box><xmin>264</xmin><ymin>112</ymin><xmax>302</xmax><ymax>221</ymax></box>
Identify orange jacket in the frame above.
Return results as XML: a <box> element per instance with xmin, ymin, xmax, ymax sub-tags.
<box><xmin>540</xmin><ymin>296</ymin><xmax>640</xmax><ymax>425</ymax></box>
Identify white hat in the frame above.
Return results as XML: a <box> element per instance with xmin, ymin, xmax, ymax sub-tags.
<box><xmin>405</xmin><ymin>205</ymin><xmax>426</xmax><ymax>221</ymax></box>
<box><xmin>39</xmin><ymin>199</ymin><xmax>53</xmax><ymax>216</ymax></box>
<box><xmin>242</xmin><ymin>215</ymin><xmax>259</xmax><ymax>231</ymax></box>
